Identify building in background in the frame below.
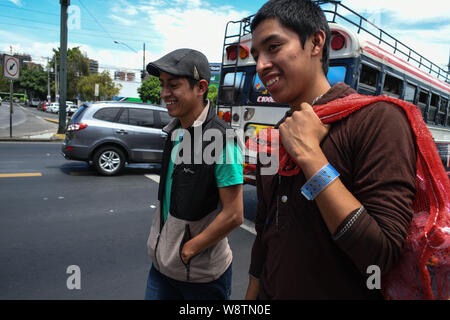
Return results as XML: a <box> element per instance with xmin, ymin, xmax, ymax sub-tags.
<box><xmin>24</xmin><ymin>61</ymin><xmax>42</xmax><ymax>69</ymax></box>
<box><xmin>111</xmin><ymin>69</ymin><xmax>140</xmax><ymax>101</ymax></box>
<box><xmin>209</xmin><ymin>63</ymin><xmax>221</xmax><ymax>88</ymax></box>
<box><xmin>89</xmin><ymin>59</ymin><xmax>98</xmax><ymax>74</ymax></box>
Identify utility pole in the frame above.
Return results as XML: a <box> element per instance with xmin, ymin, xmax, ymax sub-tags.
<box><xmin>143</xmin><ymin>42</ymin><xmax>146</xmax><ymax>81</ymax></box>
<box><xmin>47</xmin><ymin>57</ymin><xmax>50</xmax><ymax>101</ymax></box>
<box><xmin>9</xmin><ymin>46</ymin><xmax>13</xmax><ymax>138</ymax></box>
<box><xmin>54</xmin><ymin>54</ymin><xmax>58</xmax><ymax>102</ymax></box>
<box><xmin>58</xmin><ymin>0</ymin><xmax>69</xmax><ymax>134</ymax></box>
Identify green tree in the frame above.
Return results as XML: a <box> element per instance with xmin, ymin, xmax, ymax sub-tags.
<box><xmin>51</xmin><ymin>47</ymin><xmax>90</xmax><ymax>100</ymax></box>
<box><xmin>17</xmin><ymin>64</ymin><xmax>48</xmax><ymax>99</ymax></box>
<box><xmin>138</xmin><ymin>76</ymin><xmax>161</xmax><ymax>104</ymax></box>
<box><xmin>207</xmin><ymin>85</ymin><xmax>218</xmax><ymax>107</ymax></box>
<box><xmin>77</xmin><ymin>71</ymin><xmax>121</xmax><ymax>101</ymax></box>
<box><xmin>0</xmin><ymin>66</ymin><xmax>10</xmax><ymax>92</ymax></box>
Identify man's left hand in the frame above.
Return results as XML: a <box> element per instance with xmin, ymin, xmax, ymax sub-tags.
<box><xmin>181</xmin><ymin>240</ymin><xmax>196</xmax><ymax>265</ymax></box>
<box><xmin>278</xmin><ymin>102</ymin><xmax>329</xmax><ymax>167</ymax></box>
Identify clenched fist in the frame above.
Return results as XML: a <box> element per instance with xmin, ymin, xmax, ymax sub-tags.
<box><xmin>279</xmin><ymin>102</ymin><xmax>330</xmax><ymax>170</ymax></box>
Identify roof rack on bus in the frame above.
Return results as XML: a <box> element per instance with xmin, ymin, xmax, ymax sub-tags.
<box><xmin>222</xmin><ymin>1</ymin><xmax>449</xmax><ymax>84</ymax></box>
<box><xmin>219</xmin><ymin>16</ymin><xmax>255</xmax><ymax>105</ymax></box>
<box><xmin>317</xmin><ymin>0</ymin><xmax>449</xmax><ymax>83</ymax></box>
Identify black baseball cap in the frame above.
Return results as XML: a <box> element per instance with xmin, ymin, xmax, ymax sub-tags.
<box><xmin>147</xmin><ymin>48</ymin><xmax>210</xmax><ymax>83</ymax></box>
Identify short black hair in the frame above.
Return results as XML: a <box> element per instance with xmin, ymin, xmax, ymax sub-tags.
<box><xmin>251</xmin><ymin>0</ymin><xmax>331</xmax><ymax>75</ymax></box>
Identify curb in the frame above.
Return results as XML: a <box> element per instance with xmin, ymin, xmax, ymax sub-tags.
<box><xmin>44</xmin><ymin>118</ymin><xmax>60</xmax><ymax>124</ymax></box>
<box><xmin>0</xmin><ymin>133</ymin><xmax>65</xmax><ymax>142</ymax></box>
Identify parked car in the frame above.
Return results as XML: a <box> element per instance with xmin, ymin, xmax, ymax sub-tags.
<box><xmin>61</xmin><ymin>101</ymin><xmax>172</xmax><ymax>176</ymax></box>
<box><xmin>66</xmin><ymin>101</ymin><xmax>78</xmax><ymax>115</ymax></box>
<box><xmin>42</xmin><ymin>101</ymin><xmax>48</xmax><ymax>112</ymax></box>
<box><xmin>46</xmin><ymin>102</ymin><xmax>60</xmax><ymax>113</ymax></box>
<box><xmin>37</xmin><ymin>101</ymin><xmax>46</xmax><ymax>111</ymax></box>
<box><xmin>30</xmin><ymin>98</ymin><xmax>40</xmax><ymax>107</ymax></box>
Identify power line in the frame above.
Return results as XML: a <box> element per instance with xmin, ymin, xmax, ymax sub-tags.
<box><xmin>0</xmin><ymin>14</ymin><xmax>149</xmax><ymax>42</ymax></box>
<box><xmin>0</xmin><ymin>24</ymin><xmax>148</xmax><ymax>48</ymax></box>
<box><xmin>78</xmin><ymin>0</ymin><xmax>115</xmax><ymax>41</ymax></box>
<box><xmin>0</xmin><ymin>2</ymin><xmax>139</xmax><ymax>29</ymax></box>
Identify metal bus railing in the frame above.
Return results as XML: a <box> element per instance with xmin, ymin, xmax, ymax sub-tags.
<box><xmin>220</xmin><ymin>1</ymin><xmax>449</xmax><ymax>85</ymax></box>
<box><xmin>318</xmin><ymin>0</ymin><xmax>449</xmax><ymax>83</ymax></box>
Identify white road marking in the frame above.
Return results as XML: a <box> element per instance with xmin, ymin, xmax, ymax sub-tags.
<box><xmin>240</xmin><ymin>218</ymin><xmax>256</xmax><ymax>235</ymax></box>
<box><xmin>145</xmin><ymin>174</ymin><xmax>160</xmax><ymax>183</ymax></box>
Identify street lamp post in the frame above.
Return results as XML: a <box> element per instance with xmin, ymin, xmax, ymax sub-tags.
<box><xmin>113</xmin><ymin>40</ymin><xmax>138</xmax><ymax>54</ymax></box>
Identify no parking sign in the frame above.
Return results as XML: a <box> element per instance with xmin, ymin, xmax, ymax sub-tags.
<box><xmin>3</xmin><ymin>54</ymin><xmax>20</xmax><ymax>80</ymax></box>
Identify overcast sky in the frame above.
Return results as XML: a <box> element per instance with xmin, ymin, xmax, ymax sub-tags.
<box><xmin>1</xmin><ymin>0</ymin><xmax>449</xmax><ymax>74</ymax></box>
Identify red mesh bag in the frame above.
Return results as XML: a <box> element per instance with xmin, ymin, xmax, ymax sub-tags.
<box><xmin>245</xmin><ymin>93</ymin><xmax>450</xmax><ymax>299</ymax></box>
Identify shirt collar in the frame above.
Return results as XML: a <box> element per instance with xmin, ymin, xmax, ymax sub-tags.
<box><xmin>192</xmin><ymin>100</ymin><xmax>210</xmax><ymax>127</ymax></box>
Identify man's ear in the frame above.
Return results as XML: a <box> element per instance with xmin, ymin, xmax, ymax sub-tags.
<box><xmin>311</xmin><ymin>30</ymin><xmax>326</xmax><ymax>57</ymax></box>
<box><xmin>197</xmin><ymin>79</ymin><xmax>209</xmax><ymax>95</ymax></box>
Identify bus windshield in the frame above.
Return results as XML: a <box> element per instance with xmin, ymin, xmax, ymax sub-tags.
<box><xmin>219</xmin><ymin>71</ymin><xmax>246</xmax><ymax>105</ymax></box>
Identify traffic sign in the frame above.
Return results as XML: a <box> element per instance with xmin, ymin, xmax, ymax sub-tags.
<box><xmin>3</xmin><ymin>55</ymin><xmax>20</xmax><ymax>80</ymax></box>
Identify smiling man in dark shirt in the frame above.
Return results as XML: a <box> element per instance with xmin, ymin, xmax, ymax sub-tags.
<box><xmin>245</xmin><ymin>0</ymin><xmax>416</xmax><ymax>299</ymax></box>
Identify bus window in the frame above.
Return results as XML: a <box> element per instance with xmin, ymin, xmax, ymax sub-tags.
<box><xmin>327</xmin><ymin>66</ymin><xmax>347</xmax><ymax>86</ymax></box>
<box><xmin>252</xmin><ymin>73</ymin><xmax>267</xmax><ymax>93</ymax></box>
<box><xmin>358</xmin><ymin>64</ymin><xmax>378</xmax><ymax>94</ymax></box>
<box><xmin>418</xmin><ymin>89</ymin><xmax>429</xmax><ymax>118</ymax></box>
<box><xmin>382</xmin><ymin>74</ymin><xmax>402</xmax><ymax>97</ymax></box>
<box><xmin>404</xmin><ymin>83</ymin><xmax>416</xmax><ymax>103</ymax></box>
<box><xmin>219</xmin><ymin>71</ymin><xmax>246</xmax><ymax>105</ymax></box>
<box><xmin>250</xmin><ymin>73</ymin><xmax>278</xmax><ymax>104</ymax></box>
<box><xmin>436</xmin><ymin>143</ymin><xmax>450</xmax><ymax>172</ymax></box>
<box><xmin>437</xmin><ymin>98</ymin><xmax>448</xmax><ymax>126</ymax></box>
<box><xmin>427</xmin><ymin>93</ymin><xmax>439</xmax><ymax>124</ymax></box>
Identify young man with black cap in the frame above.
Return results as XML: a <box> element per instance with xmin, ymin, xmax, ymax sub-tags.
<box><xmin>145</xmin><ymin>48</ymin><xmax>244</xmax><ymax>300</ymax></box>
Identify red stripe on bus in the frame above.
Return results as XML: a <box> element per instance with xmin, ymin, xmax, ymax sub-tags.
<box><xmin>362</xmin><ymin>43</ymin><xmax>450</xmax><ymax>93</ymax></box>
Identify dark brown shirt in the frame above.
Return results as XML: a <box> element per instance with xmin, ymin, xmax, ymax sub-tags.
<box><xmin>249</xmin><ymin>83</ymin><xmax>416</xmax><ymax>299</ymax></box>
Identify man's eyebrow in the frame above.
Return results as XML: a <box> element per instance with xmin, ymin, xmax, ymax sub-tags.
<box><xmin>251</xmin><ymin>33</ymin><xmax>282</xmax><ymax>55</ymax></box>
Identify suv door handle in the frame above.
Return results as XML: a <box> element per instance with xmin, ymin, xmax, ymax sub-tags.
<box><xmin>116</xmin><ymin>129</ymin><xmax>128</xmax><ymax>135</ymax></box>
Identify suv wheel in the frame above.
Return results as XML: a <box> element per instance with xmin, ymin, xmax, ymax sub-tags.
<box><xmin>93</xmin><ymin>146</ymin><xmax>125</xmax><ymax>176</ymax></box>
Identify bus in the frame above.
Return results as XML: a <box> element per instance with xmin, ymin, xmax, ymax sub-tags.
<box><xmin>217</xmin><ymin>1</ymin><xmax>450</xmax><ymax>184</ymax></box>
<box><xmin>0</xmin><ymin>92</ymin><xmax>27</xmax><ymax>103</ymax></box>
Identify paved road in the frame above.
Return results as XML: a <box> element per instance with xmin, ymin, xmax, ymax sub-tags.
<box><xmin>0</xmin><ymin>104</ymin><xmax>58</xmax><ymax>138</ymax></box>
<box><xmin>0</xmin><ymin>142</ymin><xmax>257</xmax><ymax>300</ymax></box>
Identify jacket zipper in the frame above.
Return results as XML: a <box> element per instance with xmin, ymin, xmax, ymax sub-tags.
<box><xmin>154</xmin><ymin>233</ymin><xmax>161</xmax><ymax>268</ymax></box>
<box><xmin>155</xmin><ymin>199</ymin><xmax>165</xmax><ymax>269</ymax></box>
<box><xmin>179</xmin><ymin>224</ymin><xmax>192</xmax><ymax>281</ymax></box>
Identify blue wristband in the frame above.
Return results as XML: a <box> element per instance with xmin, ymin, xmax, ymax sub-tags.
<box><xmin>301</xmin><ymin>163</ymin><xmax>340</xmax><ymax>200</ymax></box>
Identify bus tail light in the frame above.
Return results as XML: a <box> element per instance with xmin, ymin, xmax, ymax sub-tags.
<box><xmin>218</xmin><ymin>108</ymin><xmax>231</xmax><ymax>123</ymax></box>
<box><xmin>331</xmin><ymin>31</ymin><xmax>346</xmax><ymax>51</ymax></box>
<box><xmin>223</xmin><ymin>111</ymin><xmax>231</xmax><ymax>123</ymax></box>
<box><xmin>226</xmin><ymin>44</ymin><xmax>249</xmax><ymax>60</ymax></box>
